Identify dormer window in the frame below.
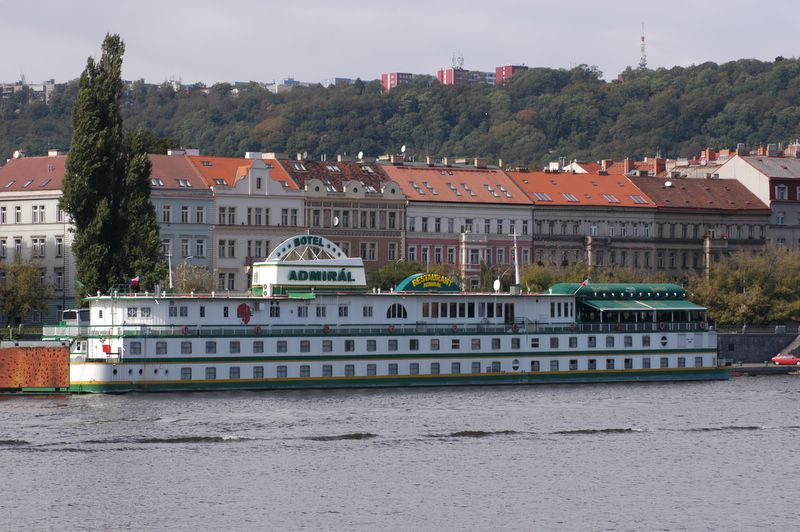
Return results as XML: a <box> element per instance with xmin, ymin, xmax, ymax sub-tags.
<box><xmin>293</xmin><ymin>162</ymin><xmax>307</xmax><ymax>171</ymax></box>
<box><xmin>22</xmin><ymin>180</ymin><xmax>33</xmax><ymax>188</ymax></box>
<box><xmin>213</xmin><ymin>178</ymin><xmax>227</xmax><ymax>186</ymax></box>
<box><xmin>4</xmin><ymin>180</ymin><xmax>15</xmax><ymax>188</ymax></box>
<box><xmin>176</xmin><ymin>179</ymin><xmax>192</xmax><ymax>187</ymax></box>
<box><xmin>201</xmin><ymin>160</ymin><xmax>212</xmax><ymax>167</ymax></box>
<box><xmin>325</xmin><ymin>165</ymin><xmax>341</xmax><ymax>173</ymax></box>
<box><xmin>775</xmin><ymin>184</ymin><xmax>788</xmax><ymax>200</ymax></box>
<box><xmin>150</xmin><ymin>178</ymin><xmax>164</xmax><ymax>186</ymax></box>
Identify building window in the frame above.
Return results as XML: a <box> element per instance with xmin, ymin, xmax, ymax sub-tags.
<box><xmin>254</xmin><ymin>341</ymin><xmax>264</xmax><ymax>353</ymax></box>
<box><xmin>588</xmin><ymin>359</ymin><xmax>596</xmax><ymax>370</ymax></box>
<box><xmin>491</xmin><ymin>338</ymin><xmax>501</xmax><ymax>350</ymax></box>
<box><xmin>181</xmin><ymin>367</ymin><xmax>192</xmax><ymax>380</ymax></box>
<box><xmin>300</xmin><ymin>365</ymin><xmax>311</xmax><ymax>378</ymax></box>
<box><xmin>388</xmin><ymin>339</ymin><xmax>398</xmax><ymax>351</ymax></box>
<box><xmin>605</xmin><ymin>336</ymin><xmax>614</xmax><ymax>348</ymax></box>
<box><xmin>451</xmin><ymin>339</ymin><xmax>460</xmax><ymax>349</ymax></box>
<box><xmin>511</xmin><ymin>337</ymin><xmax>520</xmax><ymax>349</ymax></box>
<box><xmin>362</xmin><ymin>305</ymin><xmax>373</xmax><ymax>318</ymax></box>
<box><xmin>180</xmin><ymin>341</ymin><xmax>192</xmax><ymax>354</ymax></box>
<box><xmin>345</xmin><ymin>340</ymin><xmax>355</xmax><ymax>352</ymax></box>
<box><xmin>409</xmin><ymin>339</ymin><xmax>419</xmax><ymax>351</ymax></box>
<box><xmin>205</xmin><ymin>341</ymin><xmax>217</xmax><ymax>354</ymax></box>
<box><xmin>430</xmin><ymin>338</ymin><xmax>440</xmax><ymax>351</ymax></box>
<box><xmin>205</xmin><ymin>367</ymin><xmax>216</xmax><ymax>380</ymax></box>
<box><xmin>366</xmin><ymin>339</ymin><xmax>376</xmax><ymax>352</ymax></box>
<box><xmin>678</xmin><ymin>357</ymin><xmax>686</xmax><ymax>368</ymax></box>
<box><xmin>300</xmin><ymin>340</ymin><xmax>310</xmax><ymax>353</ymax></box>
<box><xmin>322</xmin><ymin>365</ymin><xmax>332</xmax><ymax>377</ymax></box>
<box><xmin>367</xmin><ymin>364</ymin><xmax>377</xmax><ymax>376</ymax></box>
<box><xmin>277</xmin><ymin>366</ymin><xmax>288</xmax><ymax>378</ymax></box>
<box><xmin>409</xmin><ymin>362</ymin><xmax>420</xmax><ymax>375</ymax></box>
<box><xmin>230</xmin><ymin>367</ymin><xmax>240</xmax><ymax>379</ymax></box>
<box><xmin>550</xmin><ymin>337</ymin><xmax>559</xmax><ymax>349</ymax></box>
<box><xmin>129</xmin><ymin>341</ymin><xmax>142</xmax><ymax>355</ymax></box>
<box><xmin>430</xmin><ymin>362</ymin><xmax>440</xmax><ymax>375</ymax></box>
<box><xmin>316</xmin><ymin>306</ymin><xmax>326</xmax><ymax>318</ymax></box>
<box><xmin>606</xmin><ymin>358</ymin><xmax>615</xmax><ymax>370</ymax></box>
<box><xmin>323</xmin><ymin>340</ymin><xmax>333</xmax><ymax>352</ymax></box>
<box><xmin>388</xmin><ymin>363</ymin><xmax>398</xmax><ymax>375</ymax></box>
<box><xmin>472</xmin><ymin>338</ymin><xmax>481</xmax><ymax>350</ymax></box>
<box><xmin>642</xmin><ymin>336</ymin><xmax>651</xmax><ymax>347</ymax></box>
<box><xmin>642</xmin><ymin>357</ymin><xmax>651</xmax><ymax>369</ymax></box>
<box><xmin>695</xmin><ymin>356</ymin><xmax>703</xmax><ymax>368</ymax></box>
<box><xmin>338</xmin><ymin>305</ymin><xmax>348</xmax><ymax>318</ymax></box>
<box><xmin>550</xmin><ymin>360</ymin><xmax>559</xmax><ymax>371</ymax></box>
<box><xmin>230</xmin><ymin>341</ymin><xmax>240</xmax><ymax>354</ymax></box>
<box><xmin>277</xmin><ymin>340</ymin><xmax>288</xmax><ymax>353</ymax></box>
<box><xmin>162</xmin><ymin>205</ymin><xmax>171</xmax><ymax>223</ymax></box>
<box><xmin>253</xmin><ymin>366</ymin><xmax>264</xmax><ymax>378</ymax></box>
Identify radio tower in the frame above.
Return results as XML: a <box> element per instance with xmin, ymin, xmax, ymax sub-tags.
<box><xmin>638</xmin><ymin>23</ymin><xmax>647</xmax><ymax>69</ymax></box>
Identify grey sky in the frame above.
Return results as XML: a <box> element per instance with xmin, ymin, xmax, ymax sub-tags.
<box><xmin>1</xmin><ymin>0</ymin><xmax>796</xmax><ymax>86</ymax></box>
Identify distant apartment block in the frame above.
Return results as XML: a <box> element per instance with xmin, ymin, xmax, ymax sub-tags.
<box><xmin>436</xmin><ymin>68</ymin><xmax>495</xmax><ymax>86</ymax></box>
<box><xmin>495</xmin><ymin>65</ymin><xmax>528</xmax><ymax>85</ymax></box>
<box><xmin>381</xmin><ymin>72</ymin><xmax>413</xmax><ymax>92</ymax></box>
<box><xmin>0</xmin><ymin>79</ymin><xmax>56</xmax><ymax>103</ymax></box>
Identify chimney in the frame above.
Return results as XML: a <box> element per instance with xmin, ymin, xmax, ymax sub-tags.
<box><xmin>245</xmin><ymin>151</ymin><xmax>262</xmax><ymax>159</ymax></box>
<box><xmin>653</xmin><ymin>158</ymin><xmax>666</xmax><ymax>176</ymax></box>
<box><xmin>47</xmin><ymin>149</ymin><xmax>64</xmax><ymax>157</ymax></box>
<box><xmin>264</xmin><ymin>152</ymin><xmax>287</xmax><ymax>159</ymax></box>
<box><xmin>497</xmin><ymin>158</ymin><xmax>504</xmax><ymax>168</ymax></box>
<box><xmin>426</xmin><ymin>156</ymin><xmax>435</xmax><ymax>166</ymax></box>
<box><xmin>184</xmin><ymin>148</ymin><xmax>200</xmax><ymax>156</ymax></box>
<box><xmin>766</xmin><ymin>143</ymin><xmax>779</xmax><ymax>157</ymax></box>
<box><xmin>623</xmin><ymin>158</ymin><xmax>632</xmax><ymax>175</ymax></box>
<box><xmin>473</xmin><ymin>157</ymin><xmax>487</xmax><ymax>169</ymax></box>
<box><xmin>337</xmin><ymin>154</ymin><xmax>352</xmax><ymax>163</ymax></box>
<box><xmin>735</xmin><ymin>143</ymin><xmax>748</xmax><ymax>156</ymax></box>
<box><xmin>443</xmin><ymin>157</ymin><xmax>452</xmax><ymax>167</ymax></box>
<box><xmin>703</xmin><ymin>148</ymin><xmax>712</xmax><ymax>162</ymax></box>
<box><xmin>296</xmin><ymin>153</ymin><xmax>304</xmax><ymax>161</ymax></box>
<box><xmin>167</xmin><ymin>149</ymin><xmax>186</xmax><ymax>156</ymax></box>
<box><xmin>390</xmin><ymin>154</ymin><xmax>405</xmax><ymax>165</ymax></box>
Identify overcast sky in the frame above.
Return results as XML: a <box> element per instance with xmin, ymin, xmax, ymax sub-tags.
<box><xmin>1</xmin><ymin>0</ymin><xmax>796</xmax><ymax>86</ymax></box>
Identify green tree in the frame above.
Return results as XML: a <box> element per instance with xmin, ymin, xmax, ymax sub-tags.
<box><xmin>174</xmin><ymin>263</ymin><xmax>214</xmax><ymax>293</ymax></box>
<box><xmin>0</xmin><ymin>260</ymin><xmax>53</xmax><ymax>325</ymax></box>
<box><xmin>61</xmin><ymin>34</ymin><xmax>165</xmax><ymax>294</ymax></box>
<box><xmin>366</xmin><ymin>261</ymin><xmax>423</xmax><ymax>290</ymax></box>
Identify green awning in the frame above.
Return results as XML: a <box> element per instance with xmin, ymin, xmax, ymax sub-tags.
<box><xmin>583</xmin><ymin>299</ymin><xmax>653</xmax><ymax>311</ymax></box>
<box><xmin>287</xmin><ymin>292</ymin><xmax>316</xmax><ymax>300</ymax></box>
<box><xmin>583</xmin><ymin>299</ymin><xmax>706</xmax><ymax>311</ymax></box>
<box><xmin>638</xmin><ymin>300</ymin><xmax>705</xmax><ymax>311</ymax></box>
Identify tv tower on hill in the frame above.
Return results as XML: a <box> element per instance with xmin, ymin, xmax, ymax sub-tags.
<box><xmin>639</xmin><ymin>23</ymin><xmax>648</xmax><ymax>69</ymax></box>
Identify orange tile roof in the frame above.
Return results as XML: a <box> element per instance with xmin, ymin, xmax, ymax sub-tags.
<box><xmin>149</xmin><ymin>154</ymin><xmax>208</xmax><ymax>190</ymax></box>
<box><xmin>0</xmin><ymin>155</ymin><xmax>66</xmax><ymax>191</ymax></box>
<box><xmin>381</xmin><ymin>164</ymin><xmax>531</xmax><ymax>205</ymax></box>
<box><xmin>629</xmin><ymin>176</ymin><xmax>769</xmax><ymax>212</ymax></box>
<box><xmin>506</xmin><ymin>170</ymin><xmax>655</xmax><ymax>208</ymax></box>
<box><xmin>187</xmin><ymin>155</ymin><xmax>298</xmax><ymax>190</ymax></box>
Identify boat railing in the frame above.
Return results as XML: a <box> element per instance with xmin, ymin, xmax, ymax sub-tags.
<box><xmin>42</xmin><ymin>320</ymin><xmax>711</xmax><ymax>338</ymax></box>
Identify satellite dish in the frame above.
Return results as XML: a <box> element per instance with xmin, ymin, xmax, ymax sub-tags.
<box><xmin>664</xmin><ymin>180</ymin><xmax>673</xmax><ymax>188</ymax></box>
<box><xmin>332</xmin><ymin>216</ymin><xmax>340</xmax><ymax>227</ymax></box>
<box><xmin>401</xmin><ymin>145</ymin><xmax>406</xmax><ymax>154</ymax></box>
<box><xmin>493</xmin><ymin>279</ymin><xmax>501</xmax><ymax>292</ymax></box>
<box><xmin>357</xmin><ymin>151</ymin><xmax>364</xmax><ymax>160</ymax></box>
<box><xmin>302</xmin><ymin>151</ymin><xmax>308</xmax><ymax>159</ymax></box>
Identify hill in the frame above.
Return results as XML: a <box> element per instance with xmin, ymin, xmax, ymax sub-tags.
<box><xmin>3</xmin><ymin>57</ymin><xmax>800</xmax><ymax>166</ymax></box>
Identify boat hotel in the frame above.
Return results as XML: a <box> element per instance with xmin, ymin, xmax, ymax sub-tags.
<box><xmin>44</xmin><ymin>235</ymin><xmax>727</xmax><ymax>393</ymax></box>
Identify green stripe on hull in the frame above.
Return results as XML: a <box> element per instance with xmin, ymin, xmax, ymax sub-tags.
<box><xmin>69</xmin><ymin>367</ymin><xmax>730</xmax><ymax>393</ymax></box>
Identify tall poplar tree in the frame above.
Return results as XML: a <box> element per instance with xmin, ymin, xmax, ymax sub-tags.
<box><xmin>61</xmin><ymin>34</ymin><xmax>166</xmax><ymax>295</ymax></box>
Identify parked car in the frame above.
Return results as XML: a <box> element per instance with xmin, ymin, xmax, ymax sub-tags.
<box><xmin>770</xmin><ymin>353</ymin><xmax>800</xmax><ymax>365</ymax></box>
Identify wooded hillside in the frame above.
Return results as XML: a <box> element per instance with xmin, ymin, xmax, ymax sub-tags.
<box><xmin>4</xmin><ymin>57</ymin><xmax>800</xmax><ymax>166</ymax></box>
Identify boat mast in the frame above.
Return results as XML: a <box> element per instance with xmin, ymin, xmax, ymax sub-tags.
<box><xmin>510</xmin><ymin>229</ymin><xmax>520</xmax><ymax>286</ymax></box>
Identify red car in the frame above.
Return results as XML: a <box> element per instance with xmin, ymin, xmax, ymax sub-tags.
<box><xmin>771</xmin><ymin>353</ymin><xmax>800</xmax><ymax>366</ymax></box>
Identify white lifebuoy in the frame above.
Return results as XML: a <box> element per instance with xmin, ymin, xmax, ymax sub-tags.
<box><xmin>388</xmin><ymin>325</ymin><xmax>396</xmax><ymax>333</ymax></box>
<box><xmin>511</xmin><ymin>324</ymin><xmax>518</xmax><ymax>333</ymax></box>
<box><xmin>568</xmin><ymin>323</ymin><xmax>575</xmax><ymax>332</ymax></box>
<box><xmin>451</xmin><ymin>324</ymin><xmax>458</xmax><ymax>333</ymax></box>
<box><xmin>254</xmin><ymin>326</ymin><xmax>262</xmax><ymax>335</ymax></box>
<box><xmin>181</xmin><ymin>326</ymin><xmax>189</xmax><ymax>335</ymax></box>
<box><xmin>322</xmin><ymin>325</ymin><xmax>331</xmax><ymax>334</ymax></box>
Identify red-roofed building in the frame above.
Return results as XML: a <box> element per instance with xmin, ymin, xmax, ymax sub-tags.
<box><xmin>628</xmin><ymin>176</ymin><xmax>769</xmax><ymax>275</ymax></box>
<box><xmin>277</xmin><ymin>156</ymin><xmax>406</xmax><ymax>270</ymax></box>
<box><xmin>381</xmin><ymin>158</ymin><xmax>532</xmax><ymax>288</ymax></box>
<box><xmin>186</xmin><ymin>151</ymin><xmax>305</xmax><ymax>290</ymax></box>
<box><xmin>507</xmin><ymin>170</ymin><xmax>657</xmax><ymax>273</ymax></box>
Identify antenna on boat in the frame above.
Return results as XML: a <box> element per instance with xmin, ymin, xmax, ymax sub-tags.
<box><xmin>509</xmin><ymin>230</ymin><xmax>520</xmax><ymax>287</ymax></box>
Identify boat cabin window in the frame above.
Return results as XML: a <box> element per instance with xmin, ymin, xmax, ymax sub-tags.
<box><xmin>62</xmin><ymin>309</ymin><xmax>90</xmax><ymax>325</ymax></box>
<box><xmin>386</xmin><ymin>303</ymin><xmax>407</xmax><ymax>319</ymax></box>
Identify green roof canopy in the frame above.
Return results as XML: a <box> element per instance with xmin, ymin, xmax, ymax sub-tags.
<box><xmin>548</xmin><ymin>283</ymin><xmax>687</xmax><ymax>299</ymax></box>
<box><xmin>583</xmin><ymin>299</ymin><xmax>705</xmax><ymax>311</ymax></box>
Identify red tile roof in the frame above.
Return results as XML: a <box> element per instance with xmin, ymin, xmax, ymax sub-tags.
<box><xmin>0</xmin><ymin>155</ymin><xmax>66</xmax><ymax>191</ymax></box>
<box><xmin>628</xmin><ymin>176</ymin><xmax>769</xmax><ymax>212</ymax></box>
<box><xmin>278</xmin><ymin>159</ymin><xmax>389</xmax><ymax>192</ymax></box>
<box><xmin>149</xmin><ymin>154</ymin><xmax>208</xmax><ymax>190</ymax></box>
<box><xmin>506</xmin><ymin>170</ymin><xmax>655</xmax><ymax>208</ymax></box>
<box><xmin>187</xmin><ymin>155</ymin><xmax>299</xmax><ymax>190</ymax></box>
<box><xmin>381</xmin><ymin>164</ymin><xmax>531</xmax><ymax>205</ymax></box>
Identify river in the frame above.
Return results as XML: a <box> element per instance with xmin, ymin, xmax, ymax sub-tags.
<box><xmin>1</xmin><ymin>376</ymin><xmax>799</xmax><ymax>531</ymax></box>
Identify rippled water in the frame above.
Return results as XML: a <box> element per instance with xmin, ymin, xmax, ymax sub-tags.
<box><xmin>2</xmin><ymin>377</ymin><xmax>799</xmax><ymax>531</ymax></box>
